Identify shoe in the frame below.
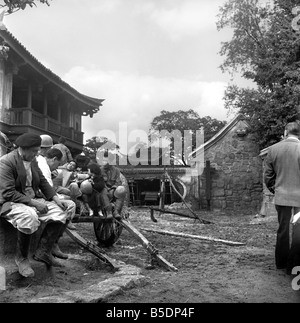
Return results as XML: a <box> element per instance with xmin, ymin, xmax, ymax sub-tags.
<box><xmin>83</xmin><ymin>203</ymin><xmax>94</xmax><ymax>216</ymax></box>
<box><xmin>98</xmin><ymin>210</ymin><xmax>104</xmax><ymax>217</ymax></box>
<box><xmin>52</xmin><ymin>243</ymin><xmax>69</xmax><ymax>259</ymax></box>
<box><xmin>113</xmin><ymin>213</ymin><xmax>122</xmax><ymax>220</ymax></box>
<box><xmin>67</xmin><ymin>221</ymin><xmax>77</xmax><ymax>230</ymax></box>
<box><xmin>113</xmin><ymin>210</ymin><xmax>122</xmax><ymax>220</ymax></box>
<box><xmin>15</xmin><ymin>257</ymin><xmax>35</xmax><ymax>278</ymax></box>
<box><xmin>34</xmin><ymin>249</ymin><xmax>63</xmax><ymax>267</ymax></box>
<box><xmin>105</xmin><ymin>211</ymin><xmax>114</xmax><ymax>220</ymax></box>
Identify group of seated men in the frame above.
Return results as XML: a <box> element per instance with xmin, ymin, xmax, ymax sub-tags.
<box><xmin>0</xmin><ymin>133</ymin><xmax>126</xmax><ymax>278</ymax></box>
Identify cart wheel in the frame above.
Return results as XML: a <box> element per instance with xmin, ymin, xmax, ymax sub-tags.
<box><xmin>94</xmin><ymin>173</ymin><xmax>130</xmax><ymax>247</ymax></box>
<box><xmin>93</xmin><ymin>218</ymin><xmax>123</xmax><ymax>247</ymax></box>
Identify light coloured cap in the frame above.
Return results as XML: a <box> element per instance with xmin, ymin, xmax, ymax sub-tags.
<box><xmin>40</xmin><ymin>134</ymin><xmax>53</xmax><ymax>148</ymax></box>
<box><xmin>80</xmin><ymin>179</ymin><xmax>93</xmax><ymax>194</ymax></box>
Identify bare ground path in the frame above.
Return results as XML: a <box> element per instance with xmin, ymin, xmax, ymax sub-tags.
<box><xmin>1</xmin><ymin>207</ymin><xmax>299</xmax><ymax>303</ymax></box>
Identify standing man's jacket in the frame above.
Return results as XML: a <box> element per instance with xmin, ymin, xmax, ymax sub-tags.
<box><xmin>0</xmin><ymin>150</ymin><xmax>56</xmax><ymax>215</ymax></box>
<box><xmin>264</xmin><ymin>137</ymin><xmax>300</xmax><ymax>207</ymax></box>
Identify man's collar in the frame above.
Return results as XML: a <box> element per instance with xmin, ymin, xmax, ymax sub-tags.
<box><xmin>286</xmin><ymin>136</ymin><xmax>300</xmax><ymax>142</ymax></box>
<box><xmin>17</xmin><ymin>148</ymin><xmax>25</xmax><ymax>160</ymax></box>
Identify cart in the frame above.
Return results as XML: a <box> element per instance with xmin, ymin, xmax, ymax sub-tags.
<box><xmin>68</xmin><ymin>172</ymin><xmax>129</xmax><ymax>247</ymax></box>
<box><xmin>59</xmin><ymin>169</ymin><xmax>178</xmax><ymax>271</ymax></box>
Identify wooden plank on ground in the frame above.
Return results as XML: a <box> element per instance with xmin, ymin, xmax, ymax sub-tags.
<box><xmin>139</xmin><ymin>227</ymin><xmax>246</xmax><ymax>246</ymax></box>
<box><xmin>65</xmin><ymin>228</ymin><xmax>121</xmax><ymax>271</ymax></box>
<box><xmin>119</xmin><ymin>219</ymin><xmax>178</xmax><ymax>272</ymax></box>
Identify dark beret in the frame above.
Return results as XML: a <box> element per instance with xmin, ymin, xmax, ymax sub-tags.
<box><xmin>15</xmin><ymin>133</ymin><xmax>41</xmax><ymax>148</ymax></box>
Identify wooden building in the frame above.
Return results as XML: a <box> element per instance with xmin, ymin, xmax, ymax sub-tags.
<box><xmin>0</xmin><ymin>29</ymin><xmax>103</xmax><ymax>155</ymax></box>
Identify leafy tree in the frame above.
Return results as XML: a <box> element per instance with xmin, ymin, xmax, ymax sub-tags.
<box><xmin>217</xmin><ymin>0</ymin><xmax>300</xmax><ymax>149</ymax></box>
<box><xmin>149</xmin><ymin>109</ymin><xmax>226</xmax><ymax>165</ymax></box>
<box><xmin>0</xmin><ymin>0</ymin><xmax>51</xmax><ymax>14</ymax></box>
<box><xmin>83</xmin><ymin>136</ymin><xmax>119</xmax><ymax>162</ymax></box>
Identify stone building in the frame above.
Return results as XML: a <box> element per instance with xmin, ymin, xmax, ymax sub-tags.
<box><xmin>190</xmin><ymin>114</ymin><xmax>263</xmax><ymax>213</ymax></box>
<box><xmin>258</xmin><ymin>146</ymin><xmax>277</xmax><ymax>217</ymax></box>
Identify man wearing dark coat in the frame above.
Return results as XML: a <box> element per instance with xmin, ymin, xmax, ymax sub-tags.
<box><xmin>0</xmin><ymin>133</ymin><xmax>69</xmax><ymax>277</ymax></box>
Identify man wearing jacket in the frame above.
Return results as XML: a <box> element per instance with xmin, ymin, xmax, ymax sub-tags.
<box><xmin>0</xmin><ymin>133</ymin><xmax>69</xmax><ymax>278</ymax></box>
<box><xmin>264</xmin><ymin>121</ymin><xmax>300</xmax><ymax>272</ymax></box>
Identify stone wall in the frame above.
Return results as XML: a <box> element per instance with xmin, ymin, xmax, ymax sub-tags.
<box><xmin>258</xmin><ymin>148</ymin><xmax>277</xmax><ymax>217</ymax></box>
<box><xmin>191</xmin><ymin>119</ymin><xmax>263</xmax><ymax>213</ymax></box>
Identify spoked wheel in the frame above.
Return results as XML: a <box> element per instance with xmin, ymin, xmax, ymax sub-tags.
<box><xmin>93</xmin><ymin>218</ymin><xmax>123</xmax><ymax>247</ymax></box>
<box><xmin>93</xmin><ymin>172</ymin><xmax>130</xmax><ymax>247</ymax></box>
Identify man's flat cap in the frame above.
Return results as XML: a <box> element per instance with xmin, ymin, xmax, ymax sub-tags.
<box><xmin>15</xmin><ymin>133</ymin><xmax>41</xmax><ymax>148</ymax></box>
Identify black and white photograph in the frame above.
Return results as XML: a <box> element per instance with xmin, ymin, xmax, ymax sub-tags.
<box><xmin>0</xmin><ymin>0</ymin><xmax>300</xmax><ymax>306</ymax></box>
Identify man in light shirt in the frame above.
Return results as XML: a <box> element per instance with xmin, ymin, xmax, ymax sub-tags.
<box><xmin>37</xmin><ymin>145</ymin><xmax>76</xmax><ymax>260</ymax></box>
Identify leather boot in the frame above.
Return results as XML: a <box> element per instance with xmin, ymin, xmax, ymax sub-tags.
<box><xmin>15</xmin><ymin>231</ymin><xmax>35</xmax><ymax>278</ymax></box>
<box><xmin>52</xmin><ymin>243</ymin><xmax>68</xmax><ymax>259</ymax></box>
<box><xmin>113</xmin><ymin>198</ymin><xmax>124</xmax><ymax>220</ymax></box>
<box><xmin>34</xmin><ymin>222</ymin><xmax>65</xmax><ymax>267</ymax></box>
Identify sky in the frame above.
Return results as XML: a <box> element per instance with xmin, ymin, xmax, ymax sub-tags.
<box><xmin>2</xmin><ymin>0</ymin><xmax>254</xmax><ymax>153</ymax></box>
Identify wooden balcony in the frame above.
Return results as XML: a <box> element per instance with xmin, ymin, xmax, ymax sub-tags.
<box><xmin>9</xmin><ymin>107</ymin><xmax>84</xmax><ymax>145</ymax></box>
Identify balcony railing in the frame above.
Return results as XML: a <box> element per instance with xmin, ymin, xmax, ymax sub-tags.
<box><xmin>10</xmin><ymin>107</ymin><xmax>83</xmax><ymax>144</ymax></box>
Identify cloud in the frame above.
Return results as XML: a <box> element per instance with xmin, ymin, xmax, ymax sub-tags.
<box><xmin>87</xmin><ymin>0</ymin><xmax>122</xmax><ymax>15</ymax></box>
<box><xmin>63</xmin><ymin>66</ymin><xmax>229</xmax><ymax>151</ymax></box>
<box><xmin>134</xmin><ymin>0</ymin><xmax>221</xmax><ymax>40</ymax></box>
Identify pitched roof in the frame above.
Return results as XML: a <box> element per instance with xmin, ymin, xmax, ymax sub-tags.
<box><xmin>0</xmin><ymin>29</ymin><xmax>104</xmax><ymax>115</ymax></box>
<box><xmin>190</xmin><ymin>113</ymin><xmax>250</xmax><ymax>158</ymax></box>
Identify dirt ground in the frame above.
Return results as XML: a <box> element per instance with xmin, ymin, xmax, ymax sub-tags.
<box><xmin>1</xmin><ymin>205</ymin><xmax>300</xmax><ymax>303</ymax></box>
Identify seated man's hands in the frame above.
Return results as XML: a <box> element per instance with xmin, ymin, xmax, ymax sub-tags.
<box><xmin>29</xmin><ymin>199</ymin><xmax>49</xmax><ymax>214</ymax></box>
<box><xmin>52</xmin><ymin>195</ymin><xmax>68</xmax><ymax>211</ymax></box>
<box><xmin>56</xmin><ymin>186</ymin><xmax>71</xmax><ymax>196</ymax></box>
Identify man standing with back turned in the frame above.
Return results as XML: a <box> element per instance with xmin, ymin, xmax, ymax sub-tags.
<box><xmin>264</xmin><ymin>121</ymin><xmax>300</xmax><ymax>272</ymax></box>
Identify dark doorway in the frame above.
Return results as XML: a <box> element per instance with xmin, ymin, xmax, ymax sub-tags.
<box><xmin>128</xmin><ymin>178</ymin><xmax>182</xmax><ymax>206</ymax></box>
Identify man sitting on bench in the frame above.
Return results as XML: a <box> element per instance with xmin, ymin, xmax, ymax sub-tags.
<box><xmin>99</xmin><ymin>151</ymin><xmax>126</xmax><ymax>220</ymax></box>
<box><xmin>0</xmin><ymin>133</ymin><xmax>70</xmax><ymax>278</ymax></box>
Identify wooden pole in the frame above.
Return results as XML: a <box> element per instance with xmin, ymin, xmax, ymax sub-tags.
<box><xmin>169</xmin><ymin>180</ymin><xmax>173</xmax><ymax>204</ymax></box>
<box><xmin>130</xmin><ymin>181</ymin><xmax>135</xmax><ymax>206</ymax></box>
<box><xmin>149</xmin><ymin>207</ymin><xmax>213</xmax><ymax>224</ymax></box>
<box><xmin>119</xmin><ymin>219</ymin><xmax>178</xmax><ymax>271</ymax></box>
<box><xmin>206</xmin><ymin>160</ymin><xmax>211</xmax><ymax>211</ymax></box>
<box><xmin>140</xmin><ymin>227</ymin><xmax>246</xmax><ymax>246</ymax></box>
<box><xmin>164</xmin><ymin>171</ymin><xmax>208</xmax><ymax>223</ymax></box>
<box><xmin>158</xmin><ymin>169</ymin><xmax>166</xmax><ymax>216</ymax></box>
<box><xmin>198</xmin><ymin>173</ymin><xmax>201</xmax><ymax>210</ymax></box>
